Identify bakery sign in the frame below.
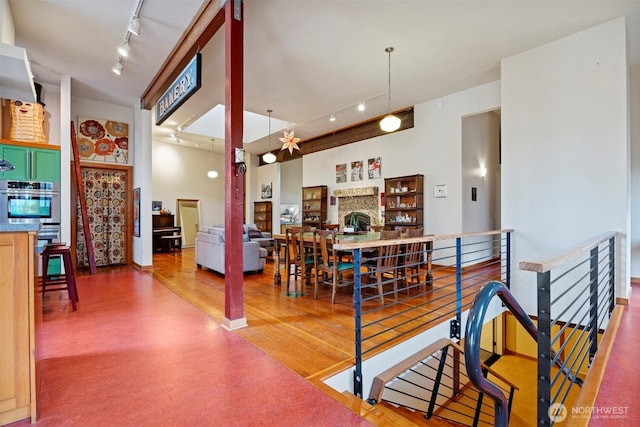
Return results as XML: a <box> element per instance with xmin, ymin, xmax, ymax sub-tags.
<box><xmin>155</xmin><ymin>53</ymin><xmax>202</xmax><ymax>125</ymax></box>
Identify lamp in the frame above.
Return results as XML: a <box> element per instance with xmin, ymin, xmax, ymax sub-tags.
<box><xmin>380</xmin><ymin>46</ymin><xmax>401</xmax><ymax>132</ymax></box>
<box><xmin>329</xmin><ymin>113</ymin><xmax>336</xmax><ymax>122</ymax></box>
<box><xmin>262</xmin><ymin>109</ymin><xmax>277</xmax><ymax>164</ymax></box>
<box><xmin>112</xmin><ymin>59</ymin><xmax>123</xmax><ymax>75</ymax></box>
<box><xmin>357</xmin><ymin>101</ymin><xmax>366</xmax><ymax>112</ymax></box>
<box><xmin>480</xmin><ymin>166</ymin><xmax>487</xmax><ymax>178</ymax></box>
<box><xmin>207</xmin><ymin>139</ymin><xmax>218</xmax><ymax>178</ymax></box>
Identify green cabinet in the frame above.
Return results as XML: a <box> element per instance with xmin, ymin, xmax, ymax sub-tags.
<box><xmin>0</xmin><ymin>143</ymin><xmax>60</xmax><ymax>182</ymax></box>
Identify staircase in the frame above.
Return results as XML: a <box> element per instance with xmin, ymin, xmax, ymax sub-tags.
<box><xmin>367</xmin><ymin>338</ymin><xmax>518</xmax><ymax>426</ymax></box>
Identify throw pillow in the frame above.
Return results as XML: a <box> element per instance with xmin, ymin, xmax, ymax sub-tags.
<box><xmin>247</xmin><ymin>229</ymin><xmax>263</xmax><ymax>239</ymax></box>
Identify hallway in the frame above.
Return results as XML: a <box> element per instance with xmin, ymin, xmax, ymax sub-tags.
<box><xmin>11</xmin><ymin>269</ymin><xmax>370</xmax><ymax>427</ymax></box>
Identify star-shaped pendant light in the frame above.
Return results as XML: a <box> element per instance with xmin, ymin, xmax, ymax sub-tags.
<box><xmin>279</xmin><ymin>129</ymin><xmax>301</xmax><ymax>155</ymax></box>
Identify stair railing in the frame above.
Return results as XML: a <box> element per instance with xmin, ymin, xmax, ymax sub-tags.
<box><xmin>520</xmin><ymin>232</ymin><xmax>617</xmax><ymax>426</ymax></box>
<box><xmin>368</xmin><ymin>337</ymin><xmax>519</xmax><ymax>426</ymax></box>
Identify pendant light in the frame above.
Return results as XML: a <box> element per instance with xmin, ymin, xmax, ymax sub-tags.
<box><xmin>207</xmin><ymin>139</ymin><xmax>219</xmax><ymax>178</ymax></box>
<box><xmin>262</xmin><ymin>109</ymin><xmax>277</xmax><ymax>164</ymax></box>
<box><xmin>380</xmin><ymin>46</ymin><xmax>401</xmax><ymax>132</ymax></box>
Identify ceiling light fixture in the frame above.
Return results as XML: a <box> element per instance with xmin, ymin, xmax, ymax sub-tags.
<box><xmin>112</xmin><ymin>59</ymin><xmax>123</xmax><ymax>75</ymax></box>
<box><xmin>118</xmin><ymin>39</ymin><xmax>131</xmax><ymax>57</ymax></box>
<box><xmin>128</xmin><ymin>17</ymin><xmax>141</xmax><ymax>36</ymax></box>
<box><xmin>262</xmin><ymin>109</ymin><xmax>277</xmax><ymax>164</ymax></box>
<box><xmin>329</xmin><ymin>113</ymin><xmax>336</xmax><ymax>122</ymax></box>
<box><xmin>380</xmin><ymin>46</ymin><xmax>401</xmax><ymax>132</ymax></box>
<box><xmin>207</xmin><ymin>139</ymin><xmax>219</xmax><ymax>178</ymax></box>
<box><xmin>357</xmin><ymin>101</ymin><xmax>366</xmax><ymax>112</ymax></box>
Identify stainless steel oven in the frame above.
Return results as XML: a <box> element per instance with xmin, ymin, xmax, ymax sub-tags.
<box><xmin>0</xmin><ymin>180</ymin><xmax>60</xmax><ymax>224</ymax></box>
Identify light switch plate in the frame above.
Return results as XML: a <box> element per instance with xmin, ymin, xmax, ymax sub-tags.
<box><xmin>434</xmin><ymin>184</ymin><xmax>447</xmax><ymax>198</ymax></box>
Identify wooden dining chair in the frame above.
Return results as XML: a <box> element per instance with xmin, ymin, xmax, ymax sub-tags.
<box><xmin>313</xmin><ymin>229</ymin><xmax>355</xmax><ymax>303</ymax></box>
<box><xmin>403</xmin><ymin>228</ymin><xmax>428</xmax><ymax>293</ymax></box>
<box><xmin>285</xmin><ymin>227</ymin><xmax>315</xmax><ymax>293</ymax></box>
<box><xmin>364</xmin><ymin>229</ymin><xmax>401</xmax><ymax>303</ymax></box>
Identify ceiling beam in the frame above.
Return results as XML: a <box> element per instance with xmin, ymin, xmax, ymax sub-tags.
<box><xmin>140</xmin><ymin>0</ymin><xmax>224</xmax><ymax>110</ymax></box>
<box><xmin>259</xmin><ymin>107</ymin><xmax>414</xmax><ymax>165</ymax></box>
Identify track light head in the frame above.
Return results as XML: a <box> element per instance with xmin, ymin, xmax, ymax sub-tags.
<box><xmin>128</xmin><ymin>17</ymin><xmax>141</xmax><ymax>36</ymax></box>
<box><xmin>118</xmin><ymin>40</ymin><xmax>131</xmax><ymax>57</ymax></box>
<box><xmin>112</xmin><ymin>60</ymin><xmax>123</xmax><ymax>75</ymax></box>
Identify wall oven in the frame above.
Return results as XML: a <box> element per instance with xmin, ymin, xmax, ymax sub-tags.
<box><xmin>0</xmin><ymin>180</ymin><xmax>61</xmax><ymax>224</ymax></box>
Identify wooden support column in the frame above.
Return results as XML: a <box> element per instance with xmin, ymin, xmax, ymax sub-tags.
<box><xmin>222</xmin><ymin>0</ymin><xmax>246</xmax><ymax>330</ymax></box>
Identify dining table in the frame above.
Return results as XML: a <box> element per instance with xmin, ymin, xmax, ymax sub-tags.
<box><xmin>272</xmin><ymin>230</ymin><xmax>433</xmax><ymax>296</ymax></box>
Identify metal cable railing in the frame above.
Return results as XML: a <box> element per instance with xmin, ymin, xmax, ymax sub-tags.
<box><xmin>368</xmin><ymin>338</ymin><xmax>517</xmax><ymax>426</ymax></box>
<box><xmin>332</xmin><ymin>229</ymin><xmax>513</xmax><ymax>398</ymax></box>
<box><xmin>519</xmin><ymin>232</ymin><xmax>617</xmax><ymax>426</ymax></box>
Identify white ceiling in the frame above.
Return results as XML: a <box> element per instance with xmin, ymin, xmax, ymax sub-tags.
<box><xmin>8</xmin><ymin>0</ymin><xmax>640</xmax><ymax>154</ymax></box>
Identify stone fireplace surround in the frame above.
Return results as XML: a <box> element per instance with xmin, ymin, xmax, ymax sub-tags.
<box><xmin>333</xmin><ymin>187</ymin><xmax>379</xmax><ymax>230</ymax></box>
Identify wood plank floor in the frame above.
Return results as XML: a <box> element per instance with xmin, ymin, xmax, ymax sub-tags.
<box><xmin>149</xmin><ymin>248</ymin><xmax>486</xmax><ymax>382</ymax></box>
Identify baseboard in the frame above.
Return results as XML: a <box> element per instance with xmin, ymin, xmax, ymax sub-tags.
<box><xmin>133</xmin><ymin>262</ymin><xmax>153</xmax><ymax>272</ymax></box>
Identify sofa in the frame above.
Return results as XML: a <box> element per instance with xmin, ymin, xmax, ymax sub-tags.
<box><xmin>195</xmin><ymin>225</ymin><xmax>268</xmax><ymax>275</ymax></box>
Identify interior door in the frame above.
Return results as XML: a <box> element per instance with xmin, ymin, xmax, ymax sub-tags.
<box><xmin>176</xmin><ymin>199</ymin><xmax>200</xmax><ymax>248</ymax></box>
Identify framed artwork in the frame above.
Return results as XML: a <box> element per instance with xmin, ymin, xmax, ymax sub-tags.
<box><xmin>280</xmin><ymin>204</ymin><xmax>299</xmax><ymax>224</ymax></box>
<box><xmin>77</xmin><ymin>116</ymin><xmax>129</xmax><ymax>164</ymax></box>
<box><xmin>261</xmin><ymin>182</ymin><xmax>272</xmax><ymax>199</ymax></box>
<box><xmin>336</xmin><ymin>163</ymin><xmax>347</xmax><ymax>183</ymax></box>
<box><xmin>351</xmin><ymin>160</ymin><xmax>363</xmax><ymax>181</ymax></box>
<box><xmin>133</xmin><ymin>188</ymin><xmax>141</xmax><ymax>237</ymax></box>
<box><xmin>368</xmin><ymin>157</ymin><xmax>382</xmax><ymax>179</ymax></box>
<box><xmin>152</xmin><ymin>201</ymin><xmax>162</xmax><ymax>211</ymax></box>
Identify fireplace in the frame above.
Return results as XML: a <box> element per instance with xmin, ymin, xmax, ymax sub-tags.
<box><xmin>333</xmin><ymin>186</ymin><xmax>379</xmax><ymax>230</ymax></box>
<box><xmin>344</xmin><ymin>212</ymin><xmax>371</xmax><ymax>231</ymax></box>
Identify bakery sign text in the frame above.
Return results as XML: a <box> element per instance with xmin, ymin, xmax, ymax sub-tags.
<box><xmin>155</xmin><ymin>53</ymin><xmax>202</xmax><ymax>125</ymax></box>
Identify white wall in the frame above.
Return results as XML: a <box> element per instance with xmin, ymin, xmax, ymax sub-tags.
<box><xmin>461</xmin><ymin>111</ymin><xmax>500</xmax><ymax>233</ymax></box>
<box><xmin>303</xmin><ymin>81</ymin><xmax>500</xmax><ymax>235</ymax></box>
<box><xmin>253</xmin><ymin>158</ymin><xmax>279</xmax><ymax>233</ymax></box>
<box><xmin>502</xmin><ymin>18</ymin><xmax>630</xmax><ymax>309</ymax></box>
<box><xmin>629</xmin><ymin>64</ymin><xmax>640</xmax><ymax>278</ymax></box>
<box><xmin>1</xmin><ymin>0</ymin><xmax>15</xmax><ymax>44</ymax></box>
<box><xmin>152</xmin><ymin>140</ymin><xmax>225</xmax><ymax>228</ymax></box>
<box><xmin>70</xmin><ymin>97</ymin><xmax>134</xmax><ymax>165</ymax></box>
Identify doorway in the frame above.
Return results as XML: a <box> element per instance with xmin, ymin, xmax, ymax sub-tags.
<box><xmin>176</xmin><ymin>199</ymin><xmax>201</xmax><ymax>248</ymax></box>
<box><xmin>72</xmin><ymin>163</ymin><xmax>133</xmax><ymax>268</ymax></box>
<box><xmin>461</xmin><ymin>110</ymin><xmax>501</xmax><ymax>233</ymax></box>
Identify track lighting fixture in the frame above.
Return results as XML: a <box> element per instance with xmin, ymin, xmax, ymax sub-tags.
<box><xmin>128</xmin><ymin>17</ymin><xmax>141</xmax><ymax>36</ymax></box>
<box><xmin>118</xmin><ymin>39</ymin><xmax>131</xmax><ymax>57</ymax></box>
<box><xmin>111</xmin><ymin>0</ymin><xmax>144</xmax><ymax>74</ymax></box>
<box><xmin>380</xmin><ymin>46</ymin><xmax>401</xmax><ymax>132</ymax></box>
<box><xmin>262</xmin><ymin>109</ymin><xmax>277</xmax><ymax>164</ymax></box>
<box><xmin>112</xmin><ymin>59</ymin><xmax>123</xmax><ymax>75</ymax></box>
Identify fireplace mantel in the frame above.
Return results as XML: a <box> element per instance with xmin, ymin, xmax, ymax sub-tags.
<box><xmin>333</xmin><ymin>186</ymin><xmax>378</xmax><ymax>198</ymax></box>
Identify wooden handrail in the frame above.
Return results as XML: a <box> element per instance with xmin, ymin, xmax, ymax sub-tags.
<box><xmin>333</xmin><ymin>228</ymin><xmax>513</xmax><ymax>251</ymax></box>
<box><xmin>368</xmin><ymin>337</ymin><xmax>519</xmax><ymax>404</ymax></box>
<box><xmin>519</xmin><ymin>231</ymin><xmax>617</xmax><ymax>273</ymax></box>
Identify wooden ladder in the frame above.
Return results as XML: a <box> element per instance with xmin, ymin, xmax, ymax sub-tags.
<box><xmin>70</xmin><ymin>121</ymin><xmax>96</xmax><ymax>274</ymax></box>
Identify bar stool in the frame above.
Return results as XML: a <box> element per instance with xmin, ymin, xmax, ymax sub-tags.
<box><xmin>42</xmin><ymin>244</ymin><xmax>79</xmax><ymax>311</ymax></box>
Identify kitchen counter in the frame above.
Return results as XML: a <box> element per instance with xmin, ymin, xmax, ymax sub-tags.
<box><xmin>0</xmin><ymin>228</ymin><xmax>39</xmax><ymax>425</ymax></box>
<box><xmin>0</xmin><ymin>223</ymin><xmax>39</xmax><ymax>232</ymax></box>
